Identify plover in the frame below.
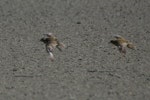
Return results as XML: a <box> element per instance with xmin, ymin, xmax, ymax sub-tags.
<box><xmin>110</xmin><ymin>35</ymin><xmax>136</xmax><ymax>56</ymax></box>
<box><xmin>41</xmin><ymin>33</ymin><xmax>65</xmax><ymax>61</ymax></box>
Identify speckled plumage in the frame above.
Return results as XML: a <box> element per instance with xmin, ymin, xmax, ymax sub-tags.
<box><xmin>41</xmin><ymin>33</ymin><xmax>65</xmax><ymax>61</ymax></box>
<box><xmin>111</xmin><ymin>35</ymin><xmax>136</xmax><ymax>56</ymax></box>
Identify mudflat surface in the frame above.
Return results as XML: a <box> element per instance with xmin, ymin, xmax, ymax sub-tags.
<box><xmin>0</xmin><ymin>0</ymin><xmax>150</xmax><ymax>100</ymax></box>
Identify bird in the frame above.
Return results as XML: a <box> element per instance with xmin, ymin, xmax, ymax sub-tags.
<box><xmin>41</xmin><ymin>33</ymin><xmax>65</xmax><ymax>61</ymax></box>
<box><xmin>110</xmin><ymin>35</ymin><xmax>136</xmax><ymax>56</ymax></box>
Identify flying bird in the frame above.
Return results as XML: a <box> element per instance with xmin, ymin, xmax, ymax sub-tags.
<box><xmin>110</xmin><ymin>35</ymin><xmax>136</xmax><ymax>56</ymax></box>
<box><xmin>41</xmin><ymin>33</ymin><xmax>65</xmax><ymax>61</ymax></box>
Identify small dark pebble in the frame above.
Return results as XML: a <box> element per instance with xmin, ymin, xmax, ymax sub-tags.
<box><xmin>76</xmin><ymin>21</ymin><xmax>81</xmax><ymax>24</ymax></box>
<box><xmin>12</xmin><ymin>68</ymin><xmax>17</xmax><ymax>72</ymax></box>
<box><xmin>78</xmin><ymin>58</ymin><xmax>82</xmax><ymax>61</ymax></box>
<box><xmin>87</xmin><ymin>69</ymin><xmax>97</xmax><ymax>72</ymax></box>
<box><xmin>5</xmin><ymin>86</ymin><xmax>14</xmax><ymax>89</ymax></box>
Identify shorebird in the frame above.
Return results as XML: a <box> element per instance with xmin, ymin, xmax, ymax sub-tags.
<box><xmin>110</xmin><ymin>35</ymin><xmax>136</xmax><ymax>56</ymax></box>
<box><xmin>41</xmin><ymin>33</ymin><xmax>65</xmax><ymax>61</ymax></box>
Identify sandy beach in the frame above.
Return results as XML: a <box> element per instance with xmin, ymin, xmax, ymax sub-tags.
<box><xmin>0</xmin><ymin>0</ymin><xmax>150</xmax><ymax>100</ymax></box>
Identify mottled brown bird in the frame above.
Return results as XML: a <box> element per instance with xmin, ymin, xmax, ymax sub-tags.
<box><xmin>41</xmin><ymin>33</ymin><xmax>65</xmax><ymax>61</ymax></box>
<box><xmin>110</xmin><ymin>35</ymin><xmax>136</xmax><ymax>56</ymax></box>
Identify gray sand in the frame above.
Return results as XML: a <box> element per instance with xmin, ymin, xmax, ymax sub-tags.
<box><xmin>0</xmin><ymin>0</ymin><xmax>150</xmax><ymax>100</ymax></box>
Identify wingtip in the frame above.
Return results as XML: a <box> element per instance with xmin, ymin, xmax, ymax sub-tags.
<box><xmin>114</xmin><ymin>35</ymin><xmax>122</xmax><ymax>38</ymax></box>
<box><xmin>47</xmin><ymin>33</ymin><xmax>53</xmax><ymax>36</ymax></box>
<box><xmin>44</xmin><ymin>33</ymin><xmax>53</xmax><ymax>36</ymax></box>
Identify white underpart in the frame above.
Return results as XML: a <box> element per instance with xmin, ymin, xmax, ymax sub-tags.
<box><xmin>49</xmin><ymin>52</ymin><xmax>54</xmax><ymax>60</ymax></box>
<box><xmin>122</xmin><ymin>43</ymin><xmax>127</xmax><ymax>47</ymax></box>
